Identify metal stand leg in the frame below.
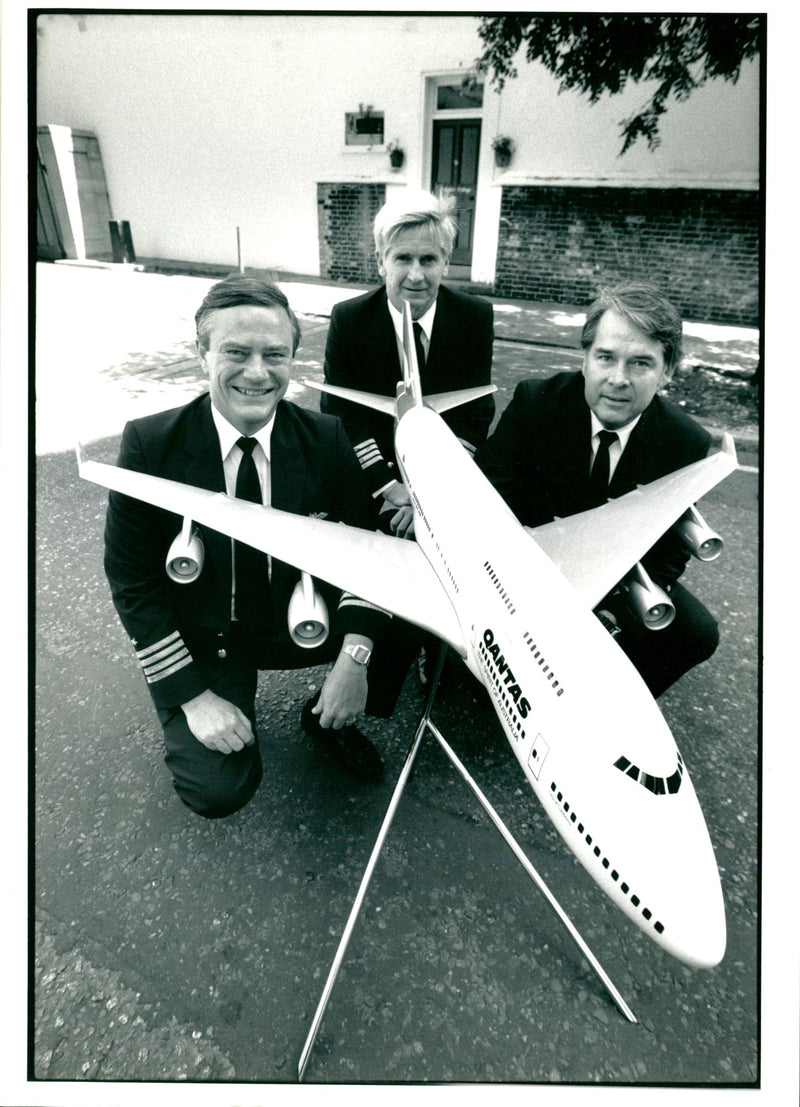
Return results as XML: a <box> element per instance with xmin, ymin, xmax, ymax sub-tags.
<box><xmin>297</xmin><ymin>645</ymin><xmax>448</xmax><ymax>1083</ymax></box>
<box><xmin>426</xmin><ymin>719</ymin><xmax>636</xmax><ymax>1025</ymax></box>
<box><xmin>297</xmin><ymin>643</ymin><xmax>635</xmax><ymax>1082</ymax></box>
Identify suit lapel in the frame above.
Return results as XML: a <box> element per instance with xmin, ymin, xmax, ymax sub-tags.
<box><xmin>425</xmin><ymin>286</ymin><xmax>452</xmax><ymax>384</ymax></box>
<box><xmin>363</xmin><ymin>289</ymin><xmax>401</xmax><ymax>390</ymax></box>
<box><xmin>555</xmin><ymin>374</ymin><xmax>593</xmax><ymax>479</ymax></box>
<box><xmin>611</xmin><ymin>402</ymin><xmax>662</xmax><ymax>494</ymax></box>
<box><xmin>267</xmin><ymin>404</ymin><xmax>305</xmax><ymax>600</ymax></box>
<box><xmin>181</xmin><ymin>395</ymin><xmax>226</xmax><ymax>492</ymax></box>
<box><xmin>567</xmin><ymin>381</ymin><xmax>595</xmax><ymax>508</ymax></box>
<box><xmin>173</xmin><ymin>395</ymin><xmax>232</xmax><ymax>612</ymax></box>
<box><xmin>373</xmin><ymin>292</ymin><xmax>402</xmax><ymax>387</ymax></box>
<box><xmin>270</xmin><ymin>403</ymin><xmax>305</xmax><ymax>513</ymax></box>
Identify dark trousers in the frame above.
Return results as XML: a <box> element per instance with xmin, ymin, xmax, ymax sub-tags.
<box><xmin>610</xmin><ymin>582</ymin><xmax>720</xmax><ymax>699</ymax></box>
<box><xmin>157</xmin><ymin>625</ymin><xmax>417</xmax><ymax>819</ymax></box>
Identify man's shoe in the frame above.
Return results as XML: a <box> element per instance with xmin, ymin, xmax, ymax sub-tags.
<box><xmin>417</xmin><ymin>643</ymin><xmax>450</xmax><ymax>690</ymax></box>
<box><xmin>300</xmin><ymin>697</ymin><xmax>384</xmax><ymax>782</ymax></box>
<box><xmin>416</xmin><ymin>647</ymin><xmax>429</xmax><ymax>687</ymax></box>
<box><xmin>596</xmin><ymin>609</ymin><xmax>622</xmax><ymax>639</ymax></box>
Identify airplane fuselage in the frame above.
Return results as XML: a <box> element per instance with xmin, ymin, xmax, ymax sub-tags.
<box><xmin>395</xmin><ymin>404</ymin><xmax>725</xmax><ymax>968</ymax></box>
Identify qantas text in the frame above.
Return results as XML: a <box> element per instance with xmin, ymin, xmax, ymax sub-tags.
<box><xmin>482</xmin><ymin>628</ymin><xmax>531</xmax><ymax>719</ymax></box>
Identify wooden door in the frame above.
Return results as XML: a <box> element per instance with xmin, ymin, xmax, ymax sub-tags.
<box><xmin>431</xmin><ymin>119</ymin><xmax>481</xmax><ymax>267</ymax></box>
<box><xmin>70</xmin><ymin>132</ymin><xmax>114</xmax><ymax>260</ymax></box>
<box><xmin>36</xmin><ymin>126</ymin><xmax>114</xmax><ymax>261</ymax></box>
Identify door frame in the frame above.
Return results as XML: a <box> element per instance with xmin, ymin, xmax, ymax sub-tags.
<box><xmin>422</xmin><ymin>73</ymin><xmax>489</xmax><ymax>280</ymax></box>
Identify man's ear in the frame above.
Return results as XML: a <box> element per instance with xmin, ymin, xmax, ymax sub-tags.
<box><xmin>661</xmin><ymin>361</ymin><xmax>677</xmax><ymax>385</ymax></box>
<box><xmin>196</xmin><ymin>340</ymin><xmax>209</xmax><ymax>374</ymax></box>
<box><xmin>376</xmin><ymin>250</ymin><xmax>386</xmax><ymax>279</ymax></box>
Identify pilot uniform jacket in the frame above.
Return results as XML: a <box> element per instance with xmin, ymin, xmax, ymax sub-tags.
<box><xmin>104</xmin><ymin>393</ymin><xmax>386</xmax><ymax>713</ymax></box>
<box><xmin>475</xmin><ymin>371</ymin><xmax>713</xmax><ymax>594</ymax></box>
<box><xmin>321</xmin><ymin>284</ymin><xmax>495</xmax><ymax>495</ymax></box>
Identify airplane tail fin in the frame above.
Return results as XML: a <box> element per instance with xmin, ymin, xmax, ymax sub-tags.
<box><xmin>396</xmin><ymin>301</ymin><xmax>424</xmax><ymax>415</ymax></box>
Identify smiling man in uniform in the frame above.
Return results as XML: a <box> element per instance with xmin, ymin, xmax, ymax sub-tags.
<box><xmin>475</xmin><ymin>281</ymin><xmax>721</xmax><ymax>698</ymax></box>
<box><xmin>104</xmin><ymin>276</ymin><xmax>411</xmax><ymax>817</ymax></box>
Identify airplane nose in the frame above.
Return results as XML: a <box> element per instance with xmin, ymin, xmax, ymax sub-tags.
<box><xmin>667</xmin><ymin>878</ymin><xmax>727</xmax><ymax>969</ymax></box>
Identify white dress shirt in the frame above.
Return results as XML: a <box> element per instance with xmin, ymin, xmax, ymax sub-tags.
<box><xmin>589</xmin><ymin>411</ymin><xmax>641</xmax><ymax>483</ymax></box>
<box><xmin>210</xmin><ymin>405</ymin><xmax>275</xmax><ymax>612</ymax></box>
<box><xmin>386</xmin><ymin>297</ymin><xmax>436</xmax><ymax>367</ymax></box>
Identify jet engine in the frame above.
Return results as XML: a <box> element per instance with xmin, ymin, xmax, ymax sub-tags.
<box><xmin>674</xmin><ymin>505</ymin><xmax>724</xmax><ymax>561</ymax></box>
<box><xmin>288</xmin><ymin>571</ymin><xmax>329</xmax><ymax>648</ymax></box>
<box><xmin>622</xmin><ymin>562</ymin><xmax>675</xmax><ymax>631</ymax></box>
<box><xmin>166</xmin><ymin>517</ymin><xmax>204</xmax><ymax>583</ymax></box>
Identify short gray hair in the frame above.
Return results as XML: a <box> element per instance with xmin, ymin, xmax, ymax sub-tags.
<box><xmin>373</xmin><ymin>188</ymin><xmax>458</xmax><ymax>258</ymax></box>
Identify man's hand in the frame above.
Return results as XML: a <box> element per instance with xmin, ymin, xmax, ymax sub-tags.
<box><xmin>181</xmin><ymin>689</ymin><xmax>254</xmax><ymax>754</ymax></box>
<box><xmin>313</xmin><ymin>636</ymin><xmax>371</xmax><ymax>729</ymax></box>
<box><xmin>382</xmin><ymin>480</ymin><xmax>415</xmax><ymax>539</ymax></box>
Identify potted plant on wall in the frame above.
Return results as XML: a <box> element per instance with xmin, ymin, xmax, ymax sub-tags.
<box><xmin>387</xmin><ymin>140</ymin><xmax>405</xmax><ymax>169</ymax></box>
<box><xmin>492</xmin><ymin>135</ymin><xmax>514</xmax><ymax>167</ymax></box>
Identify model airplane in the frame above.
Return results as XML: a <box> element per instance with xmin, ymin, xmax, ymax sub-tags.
<box><xmin>77</xmin><ymin>304</ymin><xmax>736</xmax><ymax>970</ymax></box>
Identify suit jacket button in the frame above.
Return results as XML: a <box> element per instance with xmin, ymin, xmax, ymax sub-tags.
<box><xmin>217</xmin><ymin>648</ymin><xmax>227</xmax><ymax>659</ymax></box>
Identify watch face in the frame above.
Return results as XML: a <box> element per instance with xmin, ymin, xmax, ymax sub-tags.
<box><xmin>348</xmin><ymin>644</ymin><xmax>371</xmax><ymax>665</ymax></box>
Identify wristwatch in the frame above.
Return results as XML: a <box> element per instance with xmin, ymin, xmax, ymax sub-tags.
<box><xmin>343</xmin><ymin>643</ymin><xmax>372</xmax><ymax>667</ymax></box>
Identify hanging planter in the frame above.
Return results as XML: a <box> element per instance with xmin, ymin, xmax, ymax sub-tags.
<box><xmin>492</xmin><ymin>135</ymin><xmax>514</xmax><ymax>167</ymax></box>
<box><xmin>387</xmin><ymin>140</ymin><xmax>405</xmax><ymax>169</ymax></box>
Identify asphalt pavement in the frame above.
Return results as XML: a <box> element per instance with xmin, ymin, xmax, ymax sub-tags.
<box><xmin>26</xmin><ymin>262</ymin><xmax>765</xmax><ymax>1098</ymax></box>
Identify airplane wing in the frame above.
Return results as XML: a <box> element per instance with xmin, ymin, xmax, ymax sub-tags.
<box><xmin>527</xmin><ymin>434</ymin><xmax>738</xmax><ymax>608</ymax></box>
<box><xmin>77</xmin><ymin>450</ymin><xmax>467</xmax><ymax>655</ymax></box>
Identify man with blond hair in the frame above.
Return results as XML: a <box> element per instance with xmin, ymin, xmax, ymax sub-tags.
<box><xmin>321</xmin><ymin>189</ymin><xmax>495</xmax><ymax>538</ymax></box>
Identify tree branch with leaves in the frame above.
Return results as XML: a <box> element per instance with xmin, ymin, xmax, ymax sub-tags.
<box><xmin>473</xmin><ymin>14</ymin><xmax>762</xmax><ymax>155</ymax></box>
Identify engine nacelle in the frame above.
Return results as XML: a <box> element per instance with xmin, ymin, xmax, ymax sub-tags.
<box><xmin>674</xmin><ymin>505</ymin><xmax>724</xmax><ymax>561</ymax></box>
<box><xmin>622</xmin><ymin>562</ymin><xmax>675</xmax><ymax>631</ymax></box>
<box><xmin>166</xmin><ymin>517</ymin><xmax>204</xmax><ymax>583</ymax></box>
<box><xmin>288</xmin><ymin>571</ymin><xmax>329</xmax><ymax>648</ymax></box>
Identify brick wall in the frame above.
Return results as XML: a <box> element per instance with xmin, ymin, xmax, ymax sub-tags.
<box><xmin>317</xmin><ymin>183</ymin><xmax>386</xmax><ymax>284</ymax></box>
<box><xmin>495</xmin><ymin>187</ymin><xmax>760</xmax><ymax>326</ymax></box>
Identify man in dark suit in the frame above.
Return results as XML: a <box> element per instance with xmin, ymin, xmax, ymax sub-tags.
<box><xmin>104</xmin><ymin>276</ymin><xmax>408</xmax><ymax>819</ymax></box>
<box><xmin>475</xmin><ymin>282</ymin><xmax>720</xmax><ymax>698</ymax></box>
<box><xmin>321</xmin><ymin>188</ymin><xmax>494</xmax><ymax>538</ymax></box>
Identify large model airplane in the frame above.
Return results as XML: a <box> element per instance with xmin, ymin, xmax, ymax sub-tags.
<box><xmin>77</xmin><ymin>304</ymin><xmax>737</xmax><ymax>971</ymax></box>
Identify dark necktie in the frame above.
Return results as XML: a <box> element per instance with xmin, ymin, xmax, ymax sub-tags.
<box><xmin>587</xmin><ymin>429</ymin><xmax>618</xmax><ymax>507</ymax></box>
<box><xmin>234</xmin><ymin>436</ymin><xmax>270</xmax><ymax>621</ymax></box>
<box><xmin>413</xmin><ymin>321</ymin><xmax>427</xmax><ymax>375</ymax></box>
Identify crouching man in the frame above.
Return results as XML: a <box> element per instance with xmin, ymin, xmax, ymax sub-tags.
<box><xmin>104</xmin><ymin>276</ymin><xmax>412</xmax><ymax>817</ymax></box>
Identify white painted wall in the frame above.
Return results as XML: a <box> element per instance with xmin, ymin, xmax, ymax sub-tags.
<box><xmin>485</xmin><ymin>54</ymin><xmax>760</xmax><ymax>189</ymax></box>
<box><xmin>36</xmin><ymin>12</ymin><xmax>760</xmax><ymax>280</ymax></box>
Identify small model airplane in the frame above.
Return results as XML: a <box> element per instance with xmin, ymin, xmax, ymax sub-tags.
<box><xmin>77</xmin><ymin>304</ymin><xmax>736</xmax><ymax>971</ymax></box>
